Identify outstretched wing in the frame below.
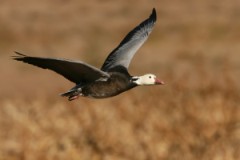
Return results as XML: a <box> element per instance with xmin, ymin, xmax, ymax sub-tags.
<box><xmin>13</xmin><ymin>52</ymin><xmax>110</xmax><ymax>84</ymax></box>
<box><xmin>101</xmin><ymin>8</ymin><xmax>157</xmax><ymax>72</ymax></box>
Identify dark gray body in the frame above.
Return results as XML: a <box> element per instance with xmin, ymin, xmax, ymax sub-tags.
<box><xmin>81</xmin><ymin>72</ymin><xmax>136</xmax><ymax>98</ymax></box>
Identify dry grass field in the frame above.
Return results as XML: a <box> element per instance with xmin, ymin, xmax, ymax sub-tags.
<box><xmin>0</xmin><ymin>0</ymin><xmax>240</xmax><ymax>159</ymax></box>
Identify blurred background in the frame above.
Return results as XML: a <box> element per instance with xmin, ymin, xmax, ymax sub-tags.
<box><xmin>0</xmin><ymin>0</ymin><xmax>240</xmax><ymax>159</ymax></box>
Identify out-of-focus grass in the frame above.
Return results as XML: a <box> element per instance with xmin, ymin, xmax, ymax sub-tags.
<box><xmin>0</xmin><ymin>0</ymin><xmax>240</xmax><ymax>159</ymax></box>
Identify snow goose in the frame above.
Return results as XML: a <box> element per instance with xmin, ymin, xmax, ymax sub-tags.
<box><xmin>13</xmin><ymin>8</ymin><xmax>164</xmax><ymax>101</ymax></box>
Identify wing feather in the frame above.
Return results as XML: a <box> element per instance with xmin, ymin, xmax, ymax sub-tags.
<box><xmin>101</xmin><ymin>8</ymin><xmax>157</xmax><ymax>71</ymax></box>
<box><xmin>13</xmin><ymin>52</ymin><xmax>109</xmax><ymax>84</ymax></box>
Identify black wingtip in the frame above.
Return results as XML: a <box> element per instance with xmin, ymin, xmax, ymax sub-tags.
<box><xmin>12</xmin><ymin>51</ymin><xmax>27</xmax><ymax>60</ymax></box>
<box><xmin>150</xmin><ymin>8</ymin><xmax>157</xmax><ymax>22</ymax></box>
<box><xmin>152</xmin><ymin>8</ymin><xmax>156</xmax><ymax>13</ymax></box>
<box><xmin>14</xmin><ymin>51</ymin><xmax>27</xmax><ymax>56</ymax></box>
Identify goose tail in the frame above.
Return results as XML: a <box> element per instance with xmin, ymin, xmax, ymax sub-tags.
<box><xmin>60</xmin><ymin>88</ymin><xmax>82</xmax><ymax>101</ymax></box>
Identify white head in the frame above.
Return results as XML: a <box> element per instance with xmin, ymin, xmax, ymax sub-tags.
<box><xmin>131</xmin><ymin>74</ymin><xmax>164</xmax><ymax>86</ymax></box>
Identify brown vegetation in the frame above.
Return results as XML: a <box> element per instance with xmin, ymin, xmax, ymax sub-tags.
<box><xmin>0</xmin><ymin>0</ymin><xmax>239</xmax><ymax>159</ymax></box>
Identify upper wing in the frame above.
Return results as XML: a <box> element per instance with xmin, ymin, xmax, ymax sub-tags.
<box><xmin>101</xmin><ymin>8</ymin><xmax>157</xmax><ymax>72</ymax></box>
<box><xmin>13</xmin><ymin>52</ymin><xmax>110</xmax><ymax>84</ymax></box>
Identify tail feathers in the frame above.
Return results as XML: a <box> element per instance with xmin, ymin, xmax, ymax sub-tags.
<box><xmin>60</xmin><ymin>90</ymin><xmax>76</xmax><ymax>97</ymax></box>
<box><xmin>60</xmin><ymin>88</ymin><xmax>82</xmax><ymax>101</ymax></box>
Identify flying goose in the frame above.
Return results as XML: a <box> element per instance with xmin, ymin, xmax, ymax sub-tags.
<box><xmin>13</xmin><ymin>8</ymin><xmax>164</xmax><ymax>101</ymax></box>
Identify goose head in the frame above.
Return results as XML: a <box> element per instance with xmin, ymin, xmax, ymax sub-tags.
<box><xmin>132</xmin><ymin>74</ymin><xmax>164</xmax><ymax>86</ymax></box>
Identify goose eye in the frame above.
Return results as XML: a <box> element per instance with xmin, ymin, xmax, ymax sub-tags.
<box><xmin>149</xmin><ymin>76</ymin><xmax>152</xmax><ymax>78</ymax></box>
